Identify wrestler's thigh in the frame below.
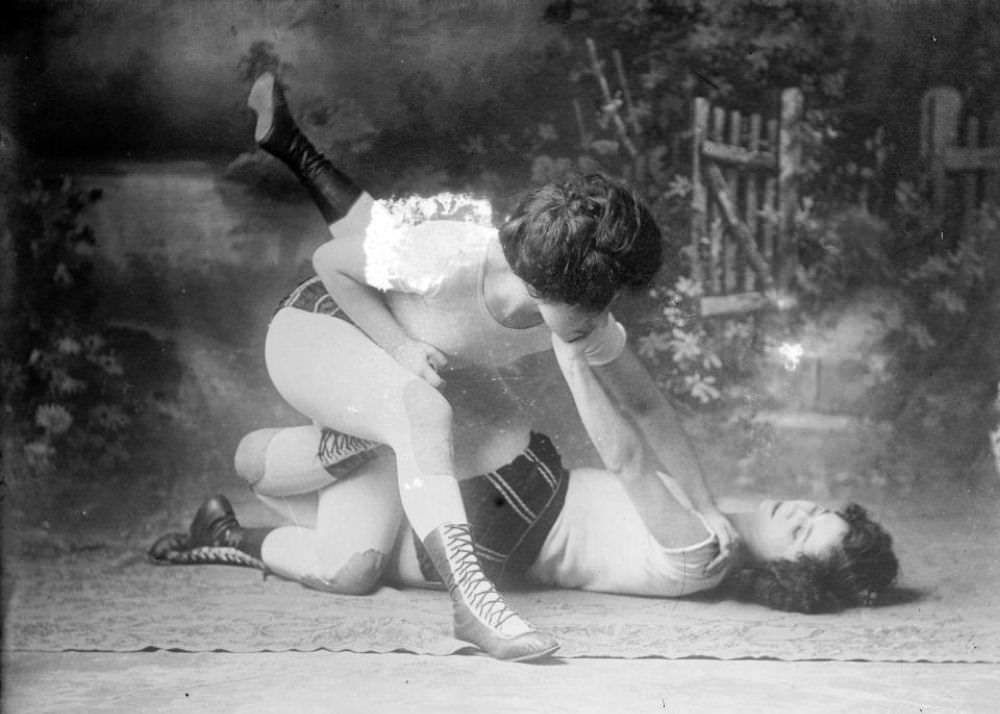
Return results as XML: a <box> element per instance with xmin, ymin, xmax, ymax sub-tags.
<box><xmin>255</xmin><ymin>492</ymin><xmax>319</xmax><ymax>528</ymax></box>
<box><xmin>265</xmin><ymin>307</ymin><xmax>424</xmax><ymax>443</ymax></box>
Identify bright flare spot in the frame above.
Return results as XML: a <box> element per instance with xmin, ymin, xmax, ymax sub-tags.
<box><xmin>778</xmin><ymin>342</ymin><xmax>804</xmax><ymax>371</ymax></box>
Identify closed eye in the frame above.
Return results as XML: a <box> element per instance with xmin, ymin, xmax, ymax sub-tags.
<box><xmin>799</xmin><ymin>522</ymin><xmax>815</xmax><ymax>546</ymax></box>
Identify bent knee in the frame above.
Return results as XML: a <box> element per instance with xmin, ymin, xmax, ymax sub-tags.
<box><xmin>401</xmin><ymin>379</ymin><xmax>453</xmax><ymax>433</ymax></box>
<box><xmin>234</xmin><ymin>429</ymin><xmax>282</xmax><ymax>486</ymax></box>
<box><xmin>304</xmin><ymin>549</ymin><xmax>387</xmax><ymax>596</ymax></box>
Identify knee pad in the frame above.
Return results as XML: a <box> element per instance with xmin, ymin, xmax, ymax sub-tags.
<box><xmin>304</xmin><ymin>549</ymin><xmax>386</xmax><ymax>596</ymax></box>
<box><xmin>233</xmin><ymin>429</ymin><xmax>281</xmax><ymax>487</ymax></box>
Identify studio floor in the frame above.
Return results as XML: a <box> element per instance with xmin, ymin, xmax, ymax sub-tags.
<box><xmin>4</xmin><ymin>475</ymin><xmax>999</xmax><ymax>713</ymax></box>
<box><xmin>5</xmin><ymin>651</ymin><xmax>998</xmax><ymax>714</ymax></box>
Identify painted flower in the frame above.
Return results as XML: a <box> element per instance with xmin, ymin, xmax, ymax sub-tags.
<box><xmin>89</xmin><ymin>403</ymin><xmax>130</xmax><ymax>431</ymax></box>
<box><xmin>93</xmin><ymin>354</ymin><xmax>124</xmax><ymax>376</ymax></box>
<box><xmin>24</xmin><ymin>440</ymin><xmax>56</xmax><ymax>467</ymax></box>
<box><xmin>54</xmin><ymin>372</ymin><xmax>86</xmax><ymax>395</ymax></box>
<box><xmin>35</xmin><ymin>404</ymin><xmax>73</xmax><ymax>435</ymax></box>
<box><xmin>82</xmin><ymin>334</ymin><xmax>106</xmax><ymax>355</ymax></box>
<box><xmin>53</xmin><ymin>263</ymin><xmax>74</xmax><ymax>286</ymax></box>
<box><xmin>56</xmin><ymin>337</ymin><xmax>82</xmax><ymax>355</ymax></box>
<box><xmin>537</xmin><ymin>123</ymin><xmax>558</xmax><ymax>142</ymax></box>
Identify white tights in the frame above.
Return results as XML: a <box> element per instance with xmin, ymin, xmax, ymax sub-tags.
<box><xmin>235</xmin><ymin>423</ymin><xmax>399</xmax><ymax>593</ymax></box>
<box><xmin>266</xmin><ymin>307</ymin><xmax>472</xmax><ymax>523</ymax></box>
<box><xmin>253</xmin><ymin>305</ymin><xmax>474</xmax><ymax>591</ymax></box>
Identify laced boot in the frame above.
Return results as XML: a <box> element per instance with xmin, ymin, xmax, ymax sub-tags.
<box><xmin>247</xmin><ymin>72</ymin><xmax>362</xmax><ymax>224</ymax></box>
<box><xmin>188</xmin><ymin>494</ymin><xmax>243</xmax><ymax>548</ymax></box>
<box><xmin>422</xmin><ymin>523</ymin><xmax>559</xmax><ymax>662</ymax></box>
<box><xmin>148</xmin><ymin>495</ymin><xmax>269</xmax><ymax>571</ymax></box>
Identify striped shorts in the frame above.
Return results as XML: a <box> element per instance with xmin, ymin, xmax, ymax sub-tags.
<box><xmin>414</xmin><ymin>431</ymin><xmax>570</xmax><ymax>586</ymax></box>
<box><xmin>276</xmin><ymin>275</ymin><xmax>355</xmax><ymax>324</ymax></box>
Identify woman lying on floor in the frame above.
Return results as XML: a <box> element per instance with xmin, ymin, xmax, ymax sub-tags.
<box><xmin>151</xmin><ymin>330</ymin><xmax>899</xmax><ymax>619</ymax></box>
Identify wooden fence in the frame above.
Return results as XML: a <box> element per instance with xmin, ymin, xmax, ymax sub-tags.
<box><xmin>572</xmin><ymin>39</ymin><xmax>804</xmax><ymax>318</ymax></box>
<box><xmin>690</xmin><ymin>89</ymin><xmax>802</xmax><ymax>317</ymax></box>
<box><xmin>920</xmin><ymin>86</ymin><xmax>1000</xmax><ymax>223</ymax></box>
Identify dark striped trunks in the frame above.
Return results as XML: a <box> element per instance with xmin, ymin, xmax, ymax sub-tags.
<box><xmin>414</xmin><ymin>431</ymin><xmax>570</xmax><ymax>587</ymax></box>
<box><xmin>276</xmin><ymin>275</ymin><xmax>356</xmax><ymax>324</ymax></box>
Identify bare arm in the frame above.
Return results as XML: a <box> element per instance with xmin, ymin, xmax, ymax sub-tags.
<box><xmin>591</xmin><ymin>346</ymin><xmax>716</xmax><ymax>511</ymax></box>
<box><xmin>591</xmin><ymin>344</ymin><xmax>738</xmax><ymax>571</ymax></box>
<box><xmin>551</xmin><ymin>336</ymin><xmax>707</xmax><ymax>548</ymax></box>
<box><xmin>312</xmin><ymin>202</ymin><xmax>446</xmax><ymax>387</ymax></box>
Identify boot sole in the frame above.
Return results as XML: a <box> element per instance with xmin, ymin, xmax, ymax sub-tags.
<box><xmin>248</xmin><ymin>73</ymin><xmax>276</xmax><ymax>143</ymax></box>
<box><xmin>505</xmin><ymin>642</ymin><xmax>560</xmax><ymax>663</ymax></box>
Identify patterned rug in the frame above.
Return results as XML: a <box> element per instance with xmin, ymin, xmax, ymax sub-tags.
<box><xmin>5</xmin><ymin>505</ymin><xmax>998</xmax><ymax>663</ymax></box>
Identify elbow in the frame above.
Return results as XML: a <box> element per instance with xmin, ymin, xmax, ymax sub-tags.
<box><xmin>312</xmin><ymin>241</ymin><xmax>337</xmax><ymax>276</ymax></box>
<box><xmin>607</xmin><ymin>440</ymin><xmax>646</xmax><ymax>482</ymax></box>
<box><xmin>312</xmin><ymin>242</ymin><xmax>355</xmax><ymax>298</ymax></box>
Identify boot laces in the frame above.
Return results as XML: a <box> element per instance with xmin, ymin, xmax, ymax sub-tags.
<box><xmin>215</xmin><ymin>515</ymin><xmax>241</xmax><ymax>548</ymax></box>
<box><xmin>442</xmin><ymin>524</ymin><xmax>520</xmax><ymax>630</ymax></box>
<box><xmin>195</xmin><ymin>511</ymin><xmax>240</xmax><ymax>549</ymax></box>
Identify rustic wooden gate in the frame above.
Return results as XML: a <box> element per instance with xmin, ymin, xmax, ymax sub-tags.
<box><xmin>572</xmin><ymin>38</ymin><xmax>804</xmax><ymax>318</ymax></box>
<box><xmin>690</xmin><ymin>89</ymin><xmax>803</xmax><ymax>317</ymax></box>
<box><xmin>920</xmin><ymin>86</ymin><xmax>1000</xmax><ymax>223</ymax></box>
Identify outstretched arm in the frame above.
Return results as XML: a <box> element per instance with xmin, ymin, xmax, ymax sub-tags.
<box><xmin>551</xmin><ymin>335</ymin><xmax>707</xmax><ymax>549</ymax></box>
<box><xmin>589</xmin><ymin>340</ymin><xmax>738</xmax><ymax>573</ymax></box>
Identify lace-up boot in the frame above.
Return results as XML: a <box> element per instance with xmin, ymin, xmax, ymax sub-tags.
<box><xmin>247</xmin><ymin>72</ymin><xmax>362</xmax><ymax>224</ymax></box>
<box><xmin>422</xmin><ymin>523</ymin><xmax>559</xmax><ymax>661</ymax></box>
<box><xmin>188</xmin><ymin>494</ymin><xmax>242</xmax><ymax>548</ymax></box>
<box><xmin>148</xmin><ymin>495</ymin><xmax>269</xmax><ymax>571</ymax></box>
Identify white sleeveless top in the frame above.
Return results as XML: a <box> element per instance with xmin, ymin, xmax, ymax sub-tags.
<box><xmin>528</xmin><ymin>467</ymin><xmax>728</xmax><ymax>597</ymax></box>
<box><xmin>339</xmin><ymin>193</ymin><xmax>552</xmax><ymax>370</ymax></box>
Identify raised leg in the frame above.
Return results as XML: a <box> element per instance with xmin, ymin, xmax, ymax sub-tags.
<box><xmin>248</xmin><ymin>72</ymin><xmax>362</xmax><ymax>225</ymax></box>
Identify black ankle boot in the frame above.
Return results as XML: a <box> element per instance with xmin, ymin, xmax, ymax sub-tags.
<box><xmin>188</xmin><ymin>494</ymin><xmax>242</xmax><ymax>549</ymax></box>
<box><xmin>147</xmin><ymin>495</ymin><xmax>270</xmax><ymax>571</ymax></box>
<box><xmin>247</xmin><ymin>72</ymin><xmax>362</xmax><ymax>224</ymax></box>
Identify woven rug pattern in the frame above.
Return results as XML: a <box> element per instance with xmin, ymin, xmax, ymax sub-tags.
<box><xmin>5</xmin><ymin>509</ymin><xmax>998</xmax><ymax>663</ymax></box>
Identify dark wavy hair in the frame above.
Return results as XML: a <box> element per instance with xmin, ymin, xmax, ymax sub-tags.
<box><xmin>498</xmin><ymin>173</ymin><xmax>663</xmax><ymax>311</ymax></box>
<box><xmin>723</xmin><ymin>504</ymin><xmax>899</xmax><ymax>613</ymax></box>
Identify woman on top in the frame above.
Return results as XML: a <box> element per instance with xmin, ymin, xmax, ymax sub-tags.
<box><xmin>210</xmin><ymin>72</ymin><xmax>740</xmax><ymax>661</ymax></box>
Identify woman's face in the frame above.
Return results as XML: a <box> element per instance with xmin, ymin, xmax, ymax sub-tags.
<box><xmin>536</xmin><ymin>300</ymin><xmax>611</xmax><ymax>343</ymax></box>
<box><xmin>752</xmin><ymin>500</ymin><xmax>849</xmax><ymax>562</ymax></box>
